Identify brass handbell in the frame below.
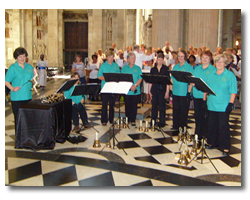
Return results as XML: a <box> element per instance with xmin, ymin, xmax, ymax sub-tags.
<box><xmin>139</xmin><ymin>120</ymin><xmax>143</xmax><ymax>131</ymax></box>
<box><xmin>93</xmin><ymin>132</ymin><xmax>101</xmax><ymax>148</ymax></box>
<box><xmin>178</xmin><ymin>151</ymin><xmax>189</xmax><ymax>165</ymax></box>
<box><xmin>106</xmin><ymin>141</ymin><xmax>111</xmax><ymax>148</ymax></box>
<box><xmin>93</xmin><ymin>139</ymin><xmax>101</xmax><ymax>148</ymax></box>
<box><xmin>190</xmin><ymin>134</ymin><xmax>199</xmax><ymax>156</ymax></box>
<box><xmin>177</xmin><ymin>127</ymin><xmax>183</xmax><ymax>141</ymax></box>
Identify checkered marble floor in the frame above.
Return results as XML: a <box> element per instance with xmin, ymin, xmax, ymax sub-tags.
<box><xmin>5</xmin><ymin>76</ymin><xmax>241</xmax><ymax>186</ymax></box>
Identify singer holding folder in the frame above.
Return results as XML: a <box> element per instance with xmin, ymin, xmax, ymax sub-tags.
<box><xmin>189</xmin><ymin>50</ymin><xmax>216</xmax><ymax>140</ymax></box>
<box><xmin>171</xmin><ymin>50</ymin><xmax>193</xmax><ymax>129</ymax></box>
<box><xmin>204</xmin><ymin>54</ymin><xmax>237</xmax><ymax>155</ymax></box>
<box><xmin>121</xmin><ymin>52</ymin><xmax>142</xmax><ymax>126</ymax></box>
<box><xmin>148</xmin><ymin>53</ymin><xmax>170</xmax><ymax>127</ymax></box>
<box><xmin>98</xmin><ymin>50</ymin><xmax>120</xmax><ymax>125</ymax></box>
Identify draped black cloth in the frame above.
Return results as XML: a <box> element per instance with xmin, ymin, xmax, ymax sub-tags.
<box><xmin>15</xmin><ymin>99</ymin><xmax>72</xmax><ymax>150</ymax></box>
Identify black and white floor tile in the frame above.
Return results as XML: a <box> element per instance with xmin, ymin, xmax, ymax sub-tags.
<box><xmin>5</xmin><ymin>75</ymin><xmax>241</xmax><ymax>186</ymax></box>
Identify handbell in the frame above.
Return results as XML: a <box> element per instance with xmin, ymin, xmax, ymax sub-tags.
<box><xmin>178</xmin><ymin>152</ymin><xmax>189</xmax><ymax>165</ymax></box>
<box><xmin>190</xmin><ymin>147</ymin><xmax>198</xmax><ymax>156</ymax></box>
<box><xmin>177</xmin><ymin>127</ymin><xmax>183</xmax><ymax>141</ymax></box>
<box><xmin>93</xmin><ymin>139</ymin><xmax>101</xmax><ymax>148</ymax></box>
<box><xmin>105</xmin><ymin>141</ymin><xmax>112</xmax><ymax>148</ymax></box>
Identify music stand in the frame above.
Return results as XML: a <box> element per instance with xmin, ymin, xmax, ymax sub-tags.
<box><xmin>188</xmin><ymin>136</ymin><xmax>219</xmax><ymax>173</ymax></box>
<box><xmin>170</xmin><ymin>71</ymin><xmax>193</xmax><ymax>83</ymax></box>
<box><xmin>101</xmin><ymin>73</ymin><xmax>134</xmax><ymax>155</ymax></box>
<box><xmin>55</xmin><ymin>79</ymin><xmax>78</xmax><ymax>94</ymax></box>
<box><xmin>141</xmin><ymin>74</ymin><xmax>172</xmax><ymax>138</ymax></box>
<box><xmin>71</xmin><ymin>84</ymin><xmax>101</xmax><ymax>134</ymax></box>
<box><xmin>51</xmin><ymin>79</ymin><xmax>78</xmax><ymax>142</ymax></box>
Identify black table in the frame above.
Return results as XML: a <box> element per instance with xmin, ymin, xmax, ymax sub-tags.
<box><xmin>15</xmin><ymin>99</ymin><xmax>72</xmax><ymax>150</ymax></box>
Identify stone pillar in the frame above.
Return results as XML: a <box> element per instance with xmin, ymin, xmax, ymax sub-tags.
<box><xmin>24</xmin><ymin>9</ymin><xmax>33</xmax><ymax>65</ymax></box>
<box><xmin>152</xmin><ymin>9</ymin><xmax>182</xmax><ymax>50</ymax></box>
<box><xmin>88</xmin><ymin>9</ymin><xmax>102</xmax><ymax>59</ymax></box>
<box><xmin>125</xmin><ymin>9</ymin><xmax>136</xmax><ymax>47</ymax></box>
<box><xmin>47</xmin><ymin>9</ymin><xmax>59</xmax><ymax>67</ymax></box>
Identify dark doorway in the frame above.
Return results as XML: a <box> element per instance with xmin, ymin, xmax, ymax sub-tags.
<box><xmin>64</xmin><ymin>22</ymin><xmax>88</xmax><ymax>71</ymax></box>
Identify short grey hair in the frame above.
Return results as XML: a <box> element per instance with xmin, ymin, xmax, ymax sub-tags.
<box><xmin>214</xmin><ymin>54</ymin><xmax>228</xmax><ymax>64</ymax></box>
<box><xmin>127</xmin><ymin>52</ymin><xmax>136</xmax><ymax>59</ymax></box>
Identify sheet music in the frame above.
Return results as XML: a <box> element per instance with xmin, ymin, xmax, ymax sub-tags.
<box><xmin>231</xmin><ymin>68</ymin><xmax>241</xmax><ymax>76</ymax></box>
<box><xmin>101</xmin><ymin>81</ymin><xmax>132</xmax><ymax>94</ymax></box>
<box><xmin>116</xmin><ymin>59</ymin><xmax>124</xmax><ymax>67</ymax></box>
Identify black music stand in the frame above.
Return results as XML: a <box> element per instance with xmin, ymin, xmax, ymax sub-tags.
<box><xmin>52</xmin><ymin>79</ymin><xmax>78</xmax><ymax>143</ymax></box>
<box><xmin>101</xmin><ymin>73</ymin><xmax>134</xmax><ymax>155</ymax></box>
<box><xmin>55</xmin><ymin>79</ymin><xmax>78</xmax><ymax>94</ymax></box>
<box><xmin>141</xmin><ymin>74</ymin><xmax>172</xmax><ymax>138</ymax></box>
<box><xmin>71</xmin><ymin>83</ymin><xmax>101</xmax><ymax>134</ymax></box>
<box><xmin>170</xmin><ymin>70</ymin><xmax>193</xmax><ymax>83</ymax></box>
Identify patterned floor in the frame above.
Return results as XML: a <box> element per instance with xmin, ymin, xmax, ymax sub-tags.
<box><xmin>5</xmin><ymin>74</ymin><xmax>241</xmax><ymax>186</ymax></box>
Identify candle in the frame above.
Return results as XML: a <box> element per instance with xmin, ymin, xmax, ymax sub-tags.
<box><xmin>140</xmin><ymin>120</ymin><xmax>142</xmax><ymax>127</ymax></box>
<box><xmin>126</xmin><ymin>117</ymin><xmax>128</xmax><ymax>124</ymax></box>
<box><xmin>146</xmin><ymin>121</ymin><xmax>148</xmax><ymax>128</ymax></box>
<box><xmin>117</xmin><ymin>120</ymin><xmax>119</xmax><ymax>125</ymax></box>
<box><xmin>96</xmin><ymin>132</ymin><xmax>98</xmax><ymax>140</ymax></box>
<box><xmin>120</xmin><ymin>117</ymin><xmax>123</xmax><ymax>124</ymax></box>
<box><xmin>152</xmin><ymin>120</ymin><xmax>155</xmax><ymax>127</ymax></box>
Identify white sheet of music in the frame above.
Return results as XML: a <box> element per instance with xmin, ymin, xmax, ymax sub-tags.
<box><xmin>101</xmin><ymin>81</ymin><xmax>132</xmax><ymax>94</ymax></box>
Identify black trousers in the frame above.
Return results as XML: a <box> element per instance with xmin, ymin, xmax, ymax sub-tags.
<box><xmin>11</xmin><ymin>99</ymin><xmax>31</xmax><ymax>133</ymax></box>
<box><xmin>151</xmin><ymin>91</ymin><xmax>166</xmax><ymax>125</ymax></box>
<box><xmin>172</xmin><ymin>95</ymin><xmax>188</xmax><ymax>129</ymax></box>
<box><xmin>124</xmin><ymin>95</ymin><xmax>140</xmax><ymax>123</ymax></box>
<box><xmin>101</xmin><ymin>93</ymin><xmax>116</xmax><ymax>124</ymax></box>
<box><xmin>193</xmin><ymin>98</ymin><xmax>208</xmax><ymax>139</ymax></box>
<box><xmin>72</xmin><ymin>103</ymin><xmax>88</xmax><ymax>126</ymax></box>
<box><xmin>207</xmin><ymin>111</ymin><xmax>231</xmax><ymax>150</ymax></box>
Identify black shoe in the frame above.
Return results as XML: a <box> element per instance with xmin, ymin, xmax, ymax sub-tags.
<box><xmin>131</xmin><ymin>122</ymin><xmax>136</xmax><ymax>126</ymax></box>
<box><xmin>222</xmin><ymin>150</ymin><xmax>230</xmax><ymax>156</ymax></box>
<box><xmin>205</xmin><ymin>144</ymin><xmax>218</xmax><ymax>149</ymax></box>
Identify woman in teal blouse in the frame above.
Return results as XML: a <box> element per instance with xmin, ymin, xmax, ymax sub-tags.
<box><xmin>204</xmin><ymin>54</ymin><xmax>237</xmax><ymax>155</ymax></box>
<box><xmin>5</xmin><ymin>47</ymin><xmax>34</xmax><ymax>133</ymax></box>
<box><xmin>98</xmin><ymin>50</ymin><xmax>120</xmax><ymax>125</ymax></box>
<box><xmin>64</xmin><ymin>72</ymin><xmax>90</xmax><ymax>133</ymax></box>
<box><xmin>190</xmin><ymin>50</ymin><xmax>216</xmax><ymax>140</ymax></box>
<box><xmin>171</xmin><ymin>50</ymin><xmax>193</xmax><ymax>129</ymax></box>
<box><xmin>121</xmin><ymin>52</ymin><xmax>142</xmax><ymax>126</ymax></box>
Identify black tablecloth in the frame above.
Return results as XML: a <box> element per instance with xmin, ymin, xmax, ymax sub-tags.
<box><xmin>15</xmin><ymin>99</ymin><xmax>72</xmax><ymax>150</ymax></box>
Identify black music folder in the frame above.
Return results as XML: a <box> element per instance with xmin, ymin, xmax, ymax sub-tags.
<box><xmin>55</xmin><ymin>79</ymin><xmax>78</xmax><ymax>93</ymax></box>
<box><xmin>141</xmin><ymin>74</ymin><xmax>172</xmax><ymax>85</ymax></box>
<box><xmin>170</xmin><ymin>70</ymin><xmax>216</xmax><ymax>95</ymax></box>
<box><xmin>170</xmin><ymin>70</ymin><xmax>193</xmax><ymax>82</ymax></box>
<box><xmin>103</xmin><ymin>73</ymin><xmax>133</xmax><ymax>83</ymax></box>
<box><xmin>71</xmin><ymin>84</ymin><xmax>101</xmax><ymax>96</ymax></box>
<box><xmin>184</xmin><ymin>76</ymin><xmax>216</xmax><ymax>95</ymax></box>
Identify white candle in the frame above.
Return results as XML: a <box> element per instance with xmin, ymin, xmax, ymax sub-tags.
<box><xmin>195</xmin><ymin>134</ymin><xmax>198</xmax><ymax>142</ymax></box>
<box><xmin>120</xmin><ymin>117</ymin><xmax>123</xmax><ymax>124</ymax></box>
<box><xmin>96</xmin><ymin>132</ymin><xmax>98</xmax><ymax>140</ymax></box>
<box><xmin>146</xmin><ymin>121</ymin><xmax>148</xmax><ymax>128</ymax></box>
<box><xmin>117</xmin><ymin>120</ymin><xmax>119</xmax><ymax>125</ymax></box>
<box><xmin>126</xmin><ymin>117</ymin><xmax>128</xmax><ymax>124</ymax></box>
<box><xmin>152</xmin><ymin>120</ymin><xmax>155</xmax><ymax>127</ymax></box>
<box><xmin>140</xmin><ymin>120</ymin><xmax>142</xmax><ymax>127</ymax></box>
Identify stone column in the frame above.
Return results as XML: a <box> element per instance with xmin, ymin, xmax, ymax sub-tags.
<box><xmin>47</xmin><ymin>9</ymin><xmax>59</xmax><ymax>67</ymax></box>
<box><xmin>24</xmin><ymin>9</ymin><xmax>33</xmax><ymax>65</ymax></box>
<box><xmin>125</xmin><ymin>9</ymin><xmax>136</xmax><ymax>47</ymax></box>
<box><xmin>88</xmin><ymin>9</ymin><xmax>102</xmax><ymax>59</ymax></box>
